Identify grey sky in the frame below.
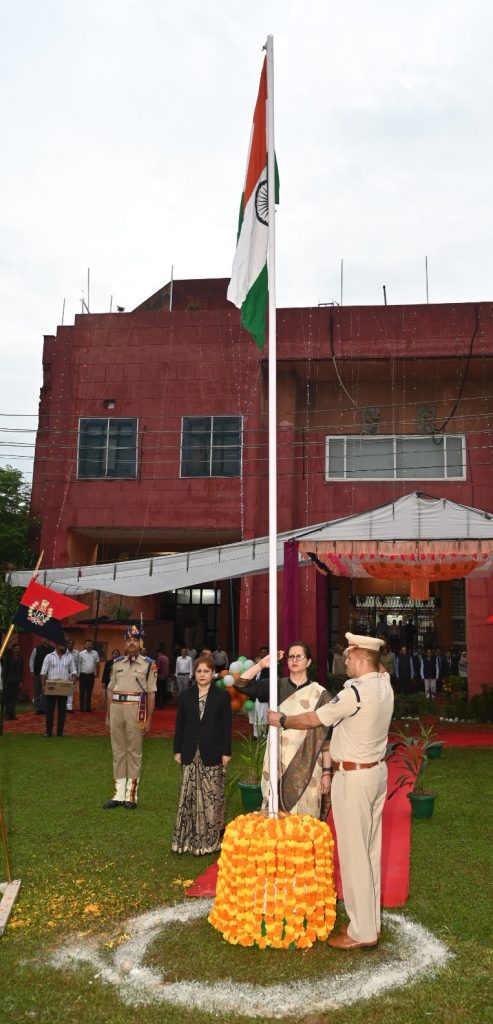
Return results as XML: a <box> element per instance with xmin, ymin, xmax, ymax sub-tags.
<box><xmin>1</xmin><ymin>0</ymin><xmax>493</xmax><ymax>481</ymax></box>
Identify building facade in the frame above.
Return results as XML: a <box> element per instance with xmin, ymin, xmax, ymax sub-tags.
<box><xmin>29</xmin><ymin>280</ymin><xmax>493</xmax><ymax>693</ymax></box>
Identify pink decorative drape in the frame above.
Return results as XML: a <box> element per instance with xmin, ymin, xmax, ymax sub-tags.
<box><xmin>316</xmin><ymin>568</ymin><xmax>329</xmax><ymax>689</ymax></box>
<box><xmin>283</xmin><ymin>540</ymin><xmax>299</xmax><ymax>661</ymax></box>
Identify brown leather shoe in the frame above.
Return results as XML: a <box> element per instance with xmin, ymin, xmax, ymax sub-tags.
<box><xmin>338</xmin><ymin>923</ymin><xmax>381</xmax><ymax>939</ymax></box>
<box><xmin>328</xmin><ymin>931</ymin><xmax>378</xmax><ymax>950</ymax></box>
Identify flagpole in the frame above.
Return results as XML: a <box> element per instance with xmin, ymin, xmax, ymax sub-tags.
<box><xmin>265</xmin><ymin>35</ymin><xmax>279</xmax><ymax>816</ymax></box>
<box><xmin>0</xmin><ymin>551</ymin><xmax>44</xmax><ymax>663</ymax></box>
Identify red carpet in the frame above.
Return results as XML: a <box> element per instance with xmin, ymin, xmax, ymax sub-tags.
<box><xmin>328</xmin><ymin>760</ymin><xmax>410</xmax><ymax>908</ymax></box>
<box><xmin>186</xmin><ymin>761</ymin><xmax>411</xmax><ymax>906</ymax></box>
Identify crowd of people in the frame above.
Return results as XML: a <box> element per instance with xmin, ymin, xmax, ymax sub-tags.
<box><xmin>330</xmin><ymin>637</ymin><xmax>467</xmax><ymax>699</ymax></box>
<box><xmin>0</xmin><ymin>624</ymin><xmax>466</xmax><ymax>950</ymax></box>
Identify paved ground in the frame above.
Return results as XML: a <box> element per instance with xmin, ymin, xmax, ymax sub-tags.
<box><xmin>2</xmin><ymin>704</ymin><xmax>492</xmax><ymax>744</ymax></box>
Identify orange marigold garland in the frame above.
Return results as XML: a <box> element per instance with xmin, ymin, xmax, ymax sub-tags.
<box><xmin>208</xmin><ymin>813</ymin><xmax>336</xmax><ymax>949</ymax></box>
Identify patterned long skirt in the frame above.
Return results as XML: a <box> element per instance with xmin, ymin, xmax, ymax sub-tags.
<box><xmin>172</xmin><ymin>752</ymin><xmax>226</xmax><ymax>855</ymax></box>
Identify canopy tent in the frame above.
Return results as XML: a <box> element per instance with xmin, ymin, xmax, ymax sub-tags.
<box><xmin>297</xmin><ymin>493</ymin><xmax>493</xmax><ymax>600</ymax></box>
<box><xmin>8</xmin><ymin>492</ymin><xmax>493</xmax><ymax>600</ymax></box>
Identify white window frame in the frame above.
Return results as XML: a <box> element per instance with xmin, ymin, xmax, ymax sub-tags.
<box><xmin>325</xmin><ymin>434</ymin><xmax>466</xmax><ymax>481</ymax></box>
<box><xmin>77</xmin><ymin>417</ymin><xmax>139</xmax><ymax>480</ymax></box>
<box><xmin>180</xmin><ymin>415</ymin><xmax>243</xmax><ymax>478</ymax></box>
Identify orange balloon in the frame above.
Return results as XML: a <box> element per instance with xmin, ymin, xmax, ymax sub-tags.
<box><xmin>220</xmin><ymin>669</ymin><xmax>228</xmax><ymax>678</ymax></box>
<box><xmin>230</xmin><ymin>699</ymin><xmax>241</xmax><ymax>712</ymax></box>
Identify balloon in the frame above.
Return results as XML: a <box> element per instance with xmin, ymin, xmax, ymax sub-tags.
<box><xmin>215</xmin><ymin>678</ymin><xmax>225</xmax><ymax>688</ymax></box>
<box><xmin>223</xmin><ymin>675</ymin><xmax>235</xmax><ymax>687</ymax></box>
<box><xmin>229</xmin><ymin>661</ymin><xmax>242</xmax><ymax>673</ymax></box>
<box><xmin>238</xmin><ymin>655</ymin><xmax>247</xmax><ymax>663</ymax></box>
<box><xmin>220</xmin><ymin>669</ymin><xmax>229</xmax><ymax>678</ymax></box>
<box><xmin>243</xmin><ymin>659</ymin><xmax>255</xmax><ymax>670</ymax></box>
<box><xmin>230</xmin><ymin>699</ymin><xmax>241</xmax><ymax>712</ymax></box>
<box><xmin>244</xmin><ymin>699</ymin><xmax>255</xmax><ymax>711</ymax></box>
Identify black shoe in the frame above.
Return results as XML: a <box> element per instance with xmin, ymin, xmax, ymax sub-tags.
<box><xmin>124</xmin><ymin>801</ymin><xmax>137</xmax><ymax>810</ymax></box>
<box><xmin>102</xmin><ymin>799</ymin><xmax>124</xmax><ymax>809</ymax></box>
<box><xmin>44</xmin><ymin>733</ymin><xmax>52</xmax><ymax>738</ymax></box>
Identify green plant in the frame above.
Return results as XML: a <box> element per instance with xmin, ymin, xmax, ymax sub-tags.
<box><xmin>442</xmin><ymin>674</ymin><xmax>468</xmax><ymax>697</ymax></box>
<box><xmin>469</xmin><ymin>685</ymin><xmax>493</xmax><ymax>723</ymax></box>
<box><xmin>228</xmin><ymin>719</ymin><xmax>267</xmax><ymax>787</ymax></box>
<box><xmin>108</xmin><ymin>604</ymin><xmax>133</xmax><ymax>621</ymax></box>
<box><xmin>388</xmin><ymin>720</ymin><xmax>443</xmax><ymax>797</ymax></box>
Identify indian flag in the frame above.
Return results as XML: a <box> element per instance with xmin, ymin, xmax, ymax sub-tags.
<box><xmin>228</xmin><ymin>58</ymin><xmax>277</xmax><ymax>350</ymax></box>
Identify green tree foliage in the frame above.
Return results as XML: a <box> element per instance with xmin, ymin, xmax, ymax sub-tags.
<box><xmin>0</xmin><ymin>465</ymin><xmax>31</xmax><ymax>567</ymax></box>
<box><xmin>0</xmin><ymin>465</ymin><xmax>32</xmax><ymax>631</ymax></box>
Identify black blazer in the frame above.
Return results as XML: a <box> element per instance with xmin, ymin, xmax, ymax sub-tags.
<box><xmin>173</xmin><ymin>683</ymin><xmax>232</xmax><ymax>766</ymax></box>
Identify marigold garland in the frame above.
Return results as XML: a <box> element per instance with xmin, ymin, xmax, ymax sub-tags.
<box><xmin>208</xmin><ymin>813</ymin><xmax>336</xmax><ymax>949</ymax></box>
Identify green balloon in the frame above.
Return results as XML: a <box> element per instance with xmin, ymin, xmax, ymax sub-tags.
<box><xmin>238</xmin><ymin>655</ymin><xmax>247</xmax><ymax>662</ymax></box>
<box><xmin>244</xmin><ymin>699</ymin><xmax>255</xmax><ymax>711</ymax></box>
<box><xmin>215</xmin><ymin>678</ymin><xmax>225</xmax><ymax>688</ymax></box>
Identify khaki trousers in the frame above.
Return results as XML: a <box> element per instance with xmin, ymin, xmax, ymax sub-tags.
<box><xmin>331</xmin><ymin>761</ymin><xmax>387</xmax><ymax>943</ymax></box>
<box><xmin>110</xmin><ymin>703</ymin><xmax>143</xmax><ymax>779</ymax></box>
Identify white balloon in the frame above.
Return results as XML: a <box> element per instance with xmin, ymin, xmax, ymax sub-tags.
<box><xmin>223</xmin><ymin>674</ymin><xmax>235</xmax><ymax>687</ymax></box>
<box><xmin>229</xmin><ymin>661</ymin><xmax>241</xmax><ymax>673</ymax></box>
<box><xmin>243</xmin><ymin>659</ymin><xmax>255</xmax><ymax>670</ymax></box>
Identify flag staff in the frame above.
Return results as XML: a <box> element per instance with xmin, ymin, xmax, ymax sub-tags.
<box><xmin>0</xmin><ymin>551</ymin><xmax>44</xmax><ymax>663</ymax></box>
<box><xmin>265</xmin><ymin>34</ymin><xmax>279</xmax><ymax>816</ymax></box>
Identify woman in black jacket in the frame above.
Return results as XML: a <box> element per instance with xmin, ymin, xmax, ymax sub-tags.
<box><xmin>172</xmin><ymin>654</ymin><xmax>232</xmax><ymax>855</ymax></box>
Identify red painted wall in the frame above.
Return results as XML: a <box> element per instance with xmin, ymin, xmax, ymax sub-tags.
<box><xmin>30</xmin><ymin>287</ymin><xmax>493</xmax><ymax>694</ymax></box>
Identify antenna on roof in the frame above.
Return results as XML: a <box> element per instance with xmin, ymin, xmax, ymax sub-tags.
<box><xmin>425</xmin><ymin>256</ymin><xmax>429</xmax><ymax>304</ymax></box>
<box><xmin>109</xmin><ymin>295</ymin><xmax>113</xmax><ymax>313</ymax></box>
<box><xmin>169</xmin><ymin>265</ymin><xmax>174</xmax><ymax>312</ymax></box>
<box><xmin>61</xmin><ymin>298</ymin><xmax>65</xmax><ymax>326</ymax></box>
<box><xmin>383</xmin><ymin>285</ymin><xmax>387</xmax><ymax>305</ymax></box>
<box><xmin>340</xmin><ymin>258</ymin><xmax>344</xmax><ymax>305</ymax></box>
<box><xmin>87</xmin><ymin>268</ymin><xmax>90</xmax><ymax>313</ymax></box>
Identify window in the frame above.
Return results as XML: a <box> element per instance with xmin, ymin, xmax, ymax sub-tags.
<box><xmin>78</xmin><ymin>418</ymin><xmax>137</xmax><ymax>479</ymax></box>
<box><xmin>325</xmin><ymin>434</ymin><xmax>465</xmax><ymax>481</ymax></box>
<box><xmin>181</xmin><ymin>416</ymin><xmax>242</xmax><ymax>477</ymax></box>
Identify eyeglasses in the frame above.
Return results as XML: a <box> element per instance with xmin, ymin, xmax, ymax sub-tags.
<box><xmin>287</xmin><ymin>654</ymin><xmax>307</xmax><ymax>661</ymax></box>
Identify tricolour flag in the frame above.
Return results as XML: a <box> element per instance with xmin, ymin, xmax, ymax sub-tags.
<box><xmin>12</xmin><ymin>580</ymin><xmax>89</xmax><ymax>646</ymax></box>
<box><xmin>227</xmin><ymin>57</ymin><xmax>278</xmax><ymax>350</ymax></box>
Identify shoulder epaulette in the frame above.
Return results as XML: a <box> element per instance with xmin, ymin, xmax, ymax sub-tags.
<box><xmin>114</xmin><ymin>655</ymin><xmax>126</xmax><ymax>662</ymax></box>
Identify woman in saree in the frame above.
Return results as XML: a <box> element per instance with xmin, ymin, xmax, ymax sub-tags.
<box><xmin>235</xmin><ymin>642</ymin><xmax>331</xmax><ymax>816</ymax></box>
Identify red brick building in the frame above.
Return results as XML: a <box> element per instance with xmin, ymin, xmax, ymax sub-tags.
<box><xmin>29</xmin><ymin>280</ymin><xmax>493</xmax><ymax>693</ymax></box>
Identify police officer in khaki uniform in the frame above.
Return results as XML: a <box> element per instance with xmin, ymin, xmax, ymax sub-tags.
<box><xmin>103</xmin><ymin>625</ymin><xmax>157</xmax><ymax>810</ymax></box>
<box><xmin>268</xmin><ymin>631</ymin><xmax>393</xmax><ymax>950</ymax></box>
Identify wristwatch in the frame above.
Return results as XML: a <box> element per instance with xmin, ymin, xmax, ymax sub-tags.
<box><xmin>279</xmin><ymin>713</ymin><xmax>287</xmax><ymax>729</ymax></box>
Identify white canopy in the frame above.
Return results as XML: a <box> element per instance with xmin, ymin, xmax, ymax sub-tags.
<box><xmin>8</xmin><ymin>492</ymin><xmax>493</xmax><ymax>597</ymax></box>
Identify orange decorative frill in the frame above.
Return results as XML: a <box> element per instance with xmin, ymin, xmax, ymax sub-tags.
<box><xmin>208</xmin><ymin>812</ymin><xmax>336</xmax><ymax>949</ymax></box>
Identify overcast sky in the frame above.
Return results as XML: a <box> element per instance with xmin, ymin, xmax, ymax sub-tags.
<box><xmin>1</xmin><ymin>0</ymin><xmax>493</xmax><ymax>482</ymax></box>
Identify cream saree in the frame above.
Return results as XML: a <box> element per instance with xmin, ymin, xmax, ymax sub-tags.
<box><xmin>260</xmin><ymin>680</ymin><xmax>331</xmax><ymax>816</ymax></box>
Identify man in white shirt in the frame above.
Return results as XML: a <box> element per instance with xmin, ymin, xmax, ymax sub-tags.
<box><xmin>65</xmin><ymin>638</ymin><xmax>80</xmax><ymax>712</ymax></box>
<box><xmin>41</xmin><ymin>642</ymin><xmax>78</xmax><ymax>737</ymax></box>
<box><xmin>78</xmin><ymin>639</ymin><xmax>100</xmax><ymax>712</ymax></box>
<box><xmin>268</xmin><ymin>631</ymin><xmax>393</xmax><ymax>950</ymax></box>
<box><xmin>212</xmin><ymin>643</ymin><xmax>229</xmax><ymax>671</ymax></box>
<box><xmin>175</xmin><ymin>647</ymin><xmax>193</xmax><ymax>695</ymax></box>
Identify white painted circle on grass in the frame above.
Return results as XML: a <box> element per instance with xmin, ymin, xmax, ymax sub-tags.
<box><xmin>49</xmin><ymin>898</ymin><xmax>452</xmax><ymax>1018</ymax></box>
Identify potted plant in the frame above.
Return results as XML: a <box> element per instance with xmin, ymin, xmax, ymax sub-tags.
<box><xmin>230</xmin><ymin>718</ymin><xmax>267</xmax><ymax>812</ymax></box>
<box><xmin>388</xmin><ymin>721</ymin><xmax>444</xmax><ymax>819</ymax></box>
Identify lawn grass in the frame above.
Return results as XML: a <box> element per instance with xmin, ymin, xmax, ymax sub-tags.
<box><xmin>0</xmin><ymin>734</ymin><xmax>492</xmax><ymax>1023</ymax></box>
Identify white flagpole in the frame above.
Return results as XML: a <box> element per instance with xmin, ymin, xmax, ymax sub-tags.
<box><xmin>265</xmin><ymin>35</ymin><xmax>279</xmax><ymax>816</ymax></box>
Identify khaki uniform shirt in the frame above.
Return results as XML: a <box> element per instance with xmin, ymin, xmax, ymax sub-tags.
<box><xmin>315</xmin><ymin>671</ymin><xmax>394</xmax><ymax>763</ymax></box>
<box><xmin>108</xmin><ymin>655</ymin><xmax>157</xmax><ymax>696</ymax></box>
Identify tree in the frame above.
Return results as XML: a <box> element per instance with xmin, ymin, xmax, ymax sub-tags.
<box><xmin>0</xmin><ymin>465</ymin><xmax>32</xmax><ymax>568</ymax></box>
<box><xmin>0</xmin><ymin>466</ymin><xmax>32</xmax><ymax>631</ymax></box>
